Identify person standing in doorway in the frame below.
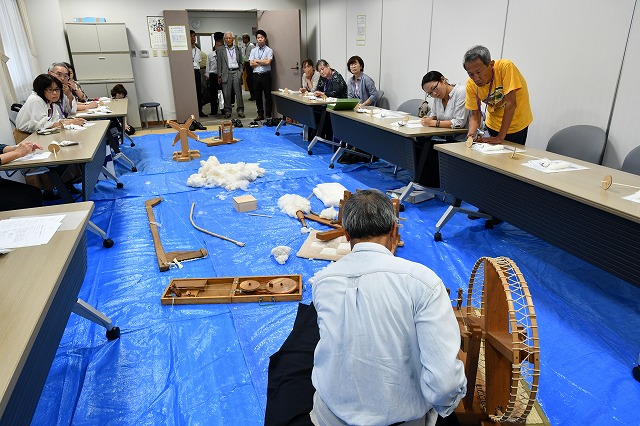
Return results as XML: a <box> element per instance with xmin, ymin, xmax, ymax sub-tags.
<box><xmin>242</xmin><ymin>33</ymin><xmax>256</xmax><ymax>101</ymax></box>
<box><xmin>190</xmin><ymin>30</ymin><xmax>207</xmax><ymax>117</ymax></box>
<box><xmin>249</xmin><ymin>29</ymin><xmax>274</xmax><ymax>121</ymax></box>
<box><xmin>217</xmin><ymin>31</ymin><xmax>245</xmax><ymax>119</ymax></box>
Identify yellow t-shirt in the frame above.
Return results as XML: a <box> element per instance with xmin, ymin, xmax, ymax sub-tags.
<box><xmin>465</xmin><ymin>59</ymin><xmax>532</xmax><ymax>134</ymax></box>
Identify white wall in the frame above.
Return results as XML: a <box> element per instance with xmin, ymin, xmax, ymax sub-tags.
<box><xmin>306</xmin><ymin>0</ymin><xmax>640</xmax><ymax>168</ymax></box>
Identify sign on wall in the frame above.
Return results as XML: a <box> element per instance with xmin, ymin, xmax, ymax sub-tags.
<box><xmin>169</xmin><ymin>26</ymin><xmax>188</xmax><ymax>51</ymax></box>
<box><xmin>357</xmin><ymin>15</ymin><xmax>366</xmax><ymax>46</ymax></box>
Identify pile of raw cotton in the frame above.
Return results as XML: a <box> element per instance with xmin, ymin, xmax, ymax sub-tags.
<box><xmin>187</xmin><ymin>156</ymin><xmax>265</xmax><ymax>191</ymax></box>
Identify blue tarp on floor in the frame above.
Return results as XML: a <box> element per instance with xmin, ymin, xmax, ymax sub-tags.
<box><xmin>33</xmin><ymin>125</ymin><xmax>640</xmax><ymax>425</ymax></box>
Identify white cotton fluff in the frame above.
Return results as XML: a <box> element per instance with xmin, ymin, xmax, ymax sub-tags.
<box><xmin>271</xmin><ymin>246</ymin><xmax>291</xmax><ymax>264</ymax></box>
<box><xmin>313</xmin><ymin>182</ymin><xmax>348</xmax><ymax>207</ymax></box>
<box><xmin>277</xmin><ymin>194</ymin><xmax>311</xmax><ymax>217</ymax></box>
<box><xmin>187</xmin><ymin>156</ymin><xmax>265</xmax><ymax>191</ymax></box>
<box><xmin>319</xmin><ymin>207</ymin><xmax>337</xmax><ymax>220</ymax></box>
<box><xmin>301</xmin><ymin>226</ymin><xmax>312</xmax><ymax>234</ymax></box>
<box><xmin>545</xmin><ymin>160</ymin><xmax>572</xmax><ymax>170</ymax></box>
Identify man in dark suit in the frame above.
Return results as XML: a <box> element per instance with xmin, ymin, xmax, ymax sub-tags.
<box><xmin>216</xmin><ymin>31</ymin><xmax>245</xmax><ymax>119</ymax></box>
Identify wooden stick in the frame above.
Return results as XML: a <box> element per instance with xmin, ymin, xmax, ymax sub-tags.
<box><xmin>247</xmin><ymin>213</ymin><xmax>272</xmax><ymax>218</ymax></box>
<box><xmin>190</xmin><ymin>203</ymin><xmax>246</xmax><ymax>247</ymax></box>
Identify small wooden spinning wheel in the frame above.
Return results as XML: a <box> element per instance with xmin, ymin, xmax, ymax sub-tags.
<box><xmin>168</xmin><ymin>115</ymin><xmax>201</xmax><ymax>162</ymax></box>
<box><xmin>239</xmin><ymin>277</ymin><xmax>298</xmax><ymax>294</ymax></box>
<box><xmin>456</xmin><ymin>257</ymin><xmax>540</xmax><ymax>424</ymax></box>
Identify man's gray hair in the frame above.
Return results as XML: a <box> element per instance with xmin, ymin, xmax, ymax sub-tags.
<box><xmin>225</xmin><ymin>31</ymin><xmax>234</xmax><ymax>37</ymax></box>
<box><xmin>48</xmin><ymin>62</ymin><xmax>69</xmax><ymax>72</ymax></box>
<box><xmin>463</xmin><ymin>45</ymin><xmax>492</xmax><ymax>66</ymax></box>
<box><xmin>342</xmin><ymin>189</ymin><xmax>396</xmax><ymax>239</ymax></box>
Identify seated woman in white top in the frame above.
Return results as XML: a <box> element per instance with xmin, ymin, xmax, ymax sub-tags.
<box><xmin>299</xmin><ymin>59</ymin><xmax>320</xmax><ymax>93</ymax></box>
<box><xmin>346</xmin><ymin>55</ymin><xmax>380</xmax><ymax>107</ymax></box>
<box><xmin>420</xmin><ymin>70</ymin><xmax>469</xmax><ymax>141</ymax></box>
<box><xmin>414</xmin><ymin>70</ymin><xmax>470</xmax><ymax>188</ymax></box>
<box><xmin>16</xmin><ymin>74</ymin><xmax>86</xmax><ymax>133</ymax></box>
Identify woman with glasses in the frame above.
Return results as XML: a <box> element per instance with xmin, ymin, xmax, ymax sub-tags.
<box><xmin>313</xmin><ymin>59</ymin><xmax>347</xmax><ymax>98</ymax></box>
<box><xmin>414</xmin><ymin>71</ymin><xmax>470</xmax><ymax>188</ymax></box>
<box><xmin>420</xmin><ymin>71</ymin><xmax>469</xmax><ymax>137</ymax></box>
<box><xmin>15</xmin><ymin>74</ymin><xmax>86</xmax><ymax>133</ymax></box>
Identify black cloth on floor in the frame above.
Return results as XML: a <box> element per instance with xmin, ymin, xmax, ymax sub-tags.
<box><xmin>264</xmin><ymin>303</ymin><xmax>319</xmax><ymax>426</ymax></box>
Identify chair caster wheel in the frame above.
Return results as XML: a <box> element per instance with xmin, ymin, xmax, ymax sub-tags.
<box><xmin>106</xmin><ymin>326</ymin><xmax>120</xmax><ymax>340</ymax></box>
<box><xmin>117</xmin><ymin>182</ymin><xmax>124</xmax><ymax>189</ymax></box>
<box><xmin>308</xmin><ymin>150</ymin><xmax>313</xmax><ymax>155</ymax></box>
<box><xmin>130</xmin><ymin>142</ymin><xmax>135</xmax><ymax>147</ymax></box>
<box><xmin>132</xmin><ymin>167</ymin><xmax>137</xmax><ymax>172</ymax></box>
<box><xmin>399</xmin><ymin>204</ymin><xmax>405</xmax><ymax>212</ymax></box>
<box><xmin>485</xmin><ymin>220</ymin><xmax>494</xmax><ymax>229</ymax></box>
<box><xmin>103</xmin><ymin>238</ymin><xmax>114</xmax><ymax>248</ymax></box>
<box><xmin>329</xmin><ymin>163</ymin><xmax>334</xmax><ymax>169</ymax></box>
<box><xmin>434</xmin><ymin>232</ymin><xmax>442</xmax><ymax>242</ymax></box>
<box><xmin>275</xmin><ymin>131</ymin><xmax>280</xmax><ymax>136</ymax></box>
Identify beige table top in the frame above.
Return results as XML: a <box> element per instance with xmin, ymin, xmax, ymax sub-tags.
<box><xmin>0</xmin><ymin>120</ymin><xmax>109</xmax><ymax>170</ymax></box>
<box><xmin>328</xmin><ymin>108</ymin><xmax>466</xmax><ymax>138</ymax></box>
<box><xmin>435</xmin><ymin>142</ymin><xmax>640</xmax><ymax>223</ymax></box>
<box><xmin>271</xmin><ymin>90</ymin><xmax>333</xmax><ymax>106</ymax></box>
<box><xmin>0</xmin><ymin>202</ymin><xmax>94</xmax><ymax>416</ymax></box>
<box><xmin>76</xmin><ymin>98</ymin><xmax>128</xmax><ymax>119</ymax></box>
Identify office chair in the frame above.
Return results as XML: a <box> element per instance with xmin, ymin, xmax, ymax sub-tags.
<box><xmin>621</xmin><ymin>145</ymin><xmax>640</xmax><ymax>175</ymax></box>
<box><xmin>546</xmin><ymin>125</ymin><xmax>607</xmax><ymax>165</ymax></box>
<box><xmin>396</xmin><ymin>99</ymin><xmax>424</xmax><ymax>116</ymax></box>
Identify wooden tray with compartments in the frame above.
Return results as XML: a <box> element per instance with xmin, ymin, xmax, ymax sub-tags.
<box><xmin>161</xmin><ymin>274</ymin><xmax>302</xmax><ymax>305</ymax></box>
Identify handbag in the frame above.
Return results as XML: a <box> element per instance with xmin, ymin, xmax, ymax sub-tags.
<box><xmin>418</xmin><ymin>100</ymin><xmax>430</xmax><ymax>118</ymax></box>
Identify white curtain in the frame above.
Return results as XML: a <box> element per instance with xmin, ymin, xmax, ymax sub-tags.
<box><xmin>0</xmin><ymin>0</ymin><xmax>38</xmax><ymax>102</ymax></box>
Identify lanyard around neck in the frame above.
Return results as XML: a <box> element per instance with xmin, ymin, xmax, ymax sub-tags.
<box><xmin>475</xmin><ymin>69</ymin><xmax>494</xmax><ymax>121</ymax></box>
<box><xmin>323</xmin><ymin>71</ymin><xmax>333</xmax><ymax>92</ymax></box>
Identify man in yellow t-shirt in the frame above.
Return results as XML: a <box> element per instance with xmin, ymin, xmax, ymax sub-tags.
<box><xmin>463</xmin><ymin>45</ymin><xmax>532</xmax><ymax>145</ymax></box>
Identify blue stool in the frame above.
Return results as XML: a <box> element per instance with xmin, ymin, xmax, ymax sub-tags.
<box><xmin>139</xmin><ymin>102</ymin><xmax>164</xmax><ymax>128</ymax></box>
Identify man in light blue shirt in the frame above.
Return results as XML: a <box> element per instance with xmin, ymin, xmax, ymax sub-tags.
<box><xmin>249</xmin><ymin>29</ymin><xmax>274</xmax><ymax>120</ymax></box>
<box><xmin>311</xmin><ymin>189</ymin><xmax>466</xmax><ymax>426</ymax></box>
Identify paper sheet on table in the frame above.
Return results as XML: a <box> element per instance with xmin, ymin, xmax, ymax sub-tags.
<box><xmin>472</xmin><ymin>143</ymin><xmax>524</xmax><ymax>154</ymax></box>
<box><xmin>12</xmin><ymin>150</ymin><xmax>51</xmax><ymax>162</ymax></box>
<box><xmin>372</xmin><ymin>109</ymin><xmax>405</xmax><ymax>119</ymax></box>
<box><xmin>522</xmin><ymin>159</ymin><xmax>588</xmax><ymax>173</ymax></box>
<box><xmin>0</xmin><ymin>214</ymin><xmax>65</xmax><ymax>249</ymax></box>
<box><xmin>623</xmin><ymin>190</ymin><xmax>640</xmax><ymax>203</ymax></box>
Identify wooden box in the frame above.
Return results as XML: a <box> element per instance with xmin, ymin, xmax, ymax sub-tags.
<box><xmin>161</xmin><ymin>274</ymin><xmax>302</xmax><ymax>305</ymax></box>
<box><xmin>233</xmin><ymin>195</ymin><xmax>257</xmax><ymax>212</ymax></box>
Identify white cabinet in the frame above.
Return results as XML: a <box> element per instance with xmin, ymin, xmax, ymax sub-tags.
<box><xmin>66</xmin><ymin>23</ymin><xmax>141</xmax><ymax>127</ymax></box>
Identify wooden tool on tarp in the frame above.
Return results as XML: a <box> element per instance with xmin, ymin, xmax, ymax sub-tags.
<box><xmin>303</xmin><ymin>213</ymin><xmax>341</xmax><ymax>228</ymax></box>
<box><xmin>449</xmin><ymin>257</ymin><xmax>548</xmax><ymax>426</ymax></box>
<box><xmin>167</xmin><ymin>115</ymin><xmax>200</xmax><ymax>162</ymax></box>
<box><xmin>145</xmin><ymin>197</ymin><xmax>207</xmax><ymax>271</ymax></box>
<box><xmin>295</xmin><ymin>210</ymin><xmax>307</xmax><ymax>227</ymax></box>
<box><xmin>161</xmin><ymin>274</ymin><xmax>302</xmax><ymax>305</ymax></box>
<box><xmin>203</xmin><ymin>121</ymin><xmax>240</xmax><ymax>146</ymax></box>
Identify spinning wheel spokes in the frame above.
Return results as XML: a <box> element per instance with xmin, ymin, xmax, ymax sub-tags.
<box><xmin>464</xmin><ymin>257</ymin><xmax>539</xmax><ymax>423</ymax></box>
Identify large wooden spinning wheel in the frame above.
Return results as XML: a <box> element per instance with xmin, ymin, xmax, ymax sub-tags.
<box><xmin>457</xmin><ymin>257</ymin><xmax>540</xmax><ymax>424</ymax></box>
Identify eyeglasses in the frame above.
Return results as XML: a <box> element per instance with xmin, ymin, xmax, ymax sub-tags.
<box><xmin>53</xmin><ymin>72</ymin><xmax>70</xmax><ymax>79</ymax></box>
<box><xmin>46</xmin><ymin>87</ymin><xmax>61</xmax><ymax>94</ymax></box>
<box><xmin>425</xmin><ymin>81</ymin><xmax>440</xmax><ymax>97</ymax></box>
